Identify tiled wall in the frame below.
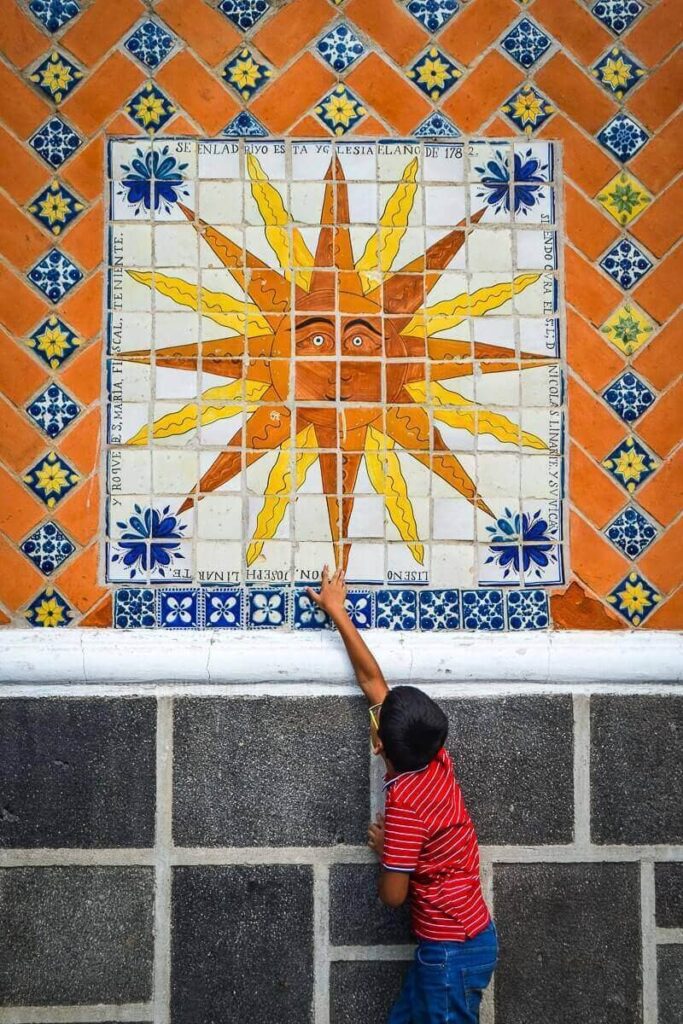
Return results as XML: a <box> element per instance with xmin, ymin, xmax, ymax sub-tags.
<box><xmin>1</xmin><ymin>0</ymin><xmax>681</xmax><ymax>631</ymax></box>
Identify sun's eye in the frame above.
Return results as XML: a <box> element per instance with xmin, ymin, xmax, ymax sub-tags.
<box><xmin>312</xmin><ymin>334</ymin><xmax>325</xmax><ymax>347</ymax></box>
<box><xmin>351</xmin><ymin>335</ymin><xmax>363</xmax><ymax>347</ymax></box>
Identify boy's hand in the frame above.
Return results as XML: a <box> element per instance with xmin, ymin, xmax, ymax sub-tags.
<box><xmin>367</xmin><ymin>812</ymin><xmax>385</xmax><ymax>857</ymax></box>
<box><xmin>306</xmin><ymin>564</ymin><xmax>347</xmax><ymax>618</ymax></box>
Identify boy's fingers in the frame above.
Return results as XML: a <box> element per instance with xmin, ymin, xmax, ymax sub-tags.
<box><xmin>305</xmin><ymin>587</ymin><xmax>322</xmax><ymax>605</ymax></box>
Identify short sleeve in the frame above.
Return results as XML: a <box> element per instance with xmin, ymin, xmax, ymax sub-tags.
<box><xmin>382</xmin><ymin>802</ymin><xmax>427</xmax><ymax>872</ymax></box>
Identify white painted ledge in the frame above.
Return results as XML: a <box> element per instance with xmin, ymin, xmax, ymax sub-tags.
<box><xmin>0</xmin><ymin>629</ymin><xmax>681</xmax><ymax>686</ymax></box>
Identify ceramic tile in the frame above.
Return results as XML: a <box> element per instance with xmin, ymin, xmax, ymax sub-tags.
<box><xmin>602</xmin><ymin>371</ymin><xmax>655</xmax><ymax>423</ymax></box>
<box><xmin>413</xmin><ymin>112</ymin><xmax>460</xmax><ymax>137</ymax></box>
<box><xmin>604</xmin><ymin>506</ymin><xmax>658</xmax><ymax>559</ymax></box>
<box><xmin>21</xmin><ymin>522</ymin><xmax>75</xmax><ymax>576</ymax></box>
<box><xmin>28</xmin><ymin>180</ymin><xmax>85</xmax><ymax>236</ymax></box>
<box><xmin>500</xmin><ymin>18</ymin><xmax>552</xmax><ymax>69</ymax></box>
<box><xmin>223</xmin><ymin>112</ymin><xmax>269</xmax><ymax>137</ymax></box>
<box><xmin>418</xmin><ymin>588</ymin><xmax>460</xmax><ymax>630</ymax></box>
<box><xmin>124</xmin><ymin>20</ymin><xmax>176</xmax><ymax>69</ymax></box>
<box><xmin>461</xmin><ymin>589</ymin><xmax>505</xmax><ymax>630</ymax></box>
<box><xmin>599</xmin><ymin>239</ymin><xmax>652</xmax><ymax>290</ymax></box>
<box><xmin>29</xmin><ymin>0</ymin><xmax>80</xmax><ymax>33</ymax></box>
<box><xmin>24</xmin><ymin>585</ymin><xmax>73</xmax><ymax>627</ymax></box>
<box><xmin>29</xmin><ymin>51</ymin><xmax>83</xmax><ymax>104</ymax></box>
<box><xmin>314</xmin><ymin>86</ymin><xmax>367</xmax><ymax>135</ymax></box>
<box><xmin>247</xmin><ymin>586</ymin><xmax>290</xmax><ymax>627</ymax></box>
<box><xmin>316</xmin><ymin>23</ymin><xmax>365</xmax><ymax>72</ymax></box>
<box><xmin>602</xmin><ymin>436</ymin><xmax>659</xmax><ymax>493</ymax></box>
<box><xmin>23</xmin><ymin>451</ymin><xmax>80</xmax><ymax>509</ymax></box>
<box><xmin>28</xmin><ymin>249</ymin><xmax>82</xmax><ymax>303</ymax></box>
<box><xmin>125</xmin><ymin>83</ymin><xmax>176</xmax><ymax>136</ymax></box>
<box><xmin>501</xmin><ymin>85</ymin><xmax>555</xmax><ymax>135</ymax></box>
<box><xmin>592</xmin><ymin>48</ymin><xmax>645</xmax><ymax>99</ymax></box>
<box><xmin>590</xmin><ymin>1</ymin><xmax>644</xmax><ymax>36</ymax></box>
<box><xmin>203</xmin><ymin>587</ymin><xmax>244</xmax><ymax>628</ymax></box>
<box><xmin>223</xmin><ymin>49</ymin><xmax>273</xmax><ymax>100</ymax></box>
<box><xmin>405</xmin><ymin>0</ymin><xmax>459</xmax><ymax>33</ymax></box>
<box><xmin>408</xmin><ymin>48</ymin><xmax>462</xmax><ymax>101</ymax></box>
<box><xmin>114</xmin><ymin>587</ymin><xmax>156</xmax><ymax>628</ymax></box>
<box><xmin>26</xmin><ymin>316</ymin><xmax>82</xmax><ymax>370</ymax></box>
<box><xmin>600</xmin><ymin>303</ymin><xmax>654</xmax><ymax>356</ymax></box>
<box><xmin>29</xmin><ymin>117</ymin><xmax>82</xmax><ymax>169</ymax></box>
<box><xmin>26</xmin><ymin>383</ymin><xmax>80</xmax><ymax>438</ymax></box>
<box><xmin>159</xmin><ymin>588</ymin><xmax>201</xmax><ymax>628</ymax></box>
<box><xmin>596</xmin><ymin>171</ymin><xmax>651</xmax><ymax>226</ymax></box>
<box><xmin>506</xmin><ymin>588</ymin><xmax>549</xmax><ymax>630</ymax></box>
<box><xmin>376</xmin><ymin>589</ymin><xmax>418</xmax><ymax>630</ymax></box>
<box><xmin>607</xmin><ymin>570</ymin><xmax>660</xmax><ymax>626</ymax></box>
<box><xmin>219</xmin><ymin>0</ymin><xmax>271</xmax><ymax>31</ymax></box>
<box><xmin>597</xmin><ymin>113</ymin><xmax>649</xmax><ymax>163</ymax></box>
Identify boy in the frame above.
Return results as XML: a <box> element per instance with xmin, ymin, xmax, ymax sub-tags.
<box><xmin>308</xmin><ymin>566</ymin><xmax>497</xmax><ymax>1024</ymax></box>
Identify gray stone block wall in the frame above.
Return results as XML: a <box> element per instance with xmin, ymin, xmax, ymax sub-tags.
<box><xmin>0</xmin><ymin>692</ymin><xmax>681</xmax><ymax>1024</ymax></box>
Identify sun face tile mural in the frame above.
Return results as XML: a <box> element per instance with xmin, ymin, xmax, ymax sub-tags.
<box><xmin>105</xmin><ymin>137</ymin><xmax>565</xmax><ymax>628</ymax></box>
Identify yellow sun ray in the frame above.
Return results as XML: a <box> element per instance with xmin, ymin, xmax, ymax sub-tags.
<box><xmin>126</xmin><ymin>380</ymin><xmax>269</xmax><ymax>445</ymax></box>
<box><xmin>246</xmin><ymin>424</ymin><xmax>318</xmax><ymax>565</ymax></box>
<box><xmin>365</xmin><ymin>425</ymin><xmax>424</xmax><ymax>564</ymax></box>
<box><xmin>126</xmin><ymin>270</ymin><xmax>271</xmax><ymax>336</ymax></box>
<box><xmin>246</xmin><ymin>153</ymin><xmax>315</xmax><ymax>290</ymax></box>
<box><xmin>355</xmin><ymin>157</ymin><xmax>419</xmax><ymax>294</ymax></box>
<box><xmin>401</xmin><ymin>273</ymin><xmax>541</xmax><ymax>338</ymax></box>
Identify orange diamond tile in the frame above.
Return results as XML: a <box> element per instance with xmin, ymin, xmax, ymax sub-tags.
<box><xmin>292</xmin><ymin>114</ymin><xmax>333</xmax><ymax>137</ymax></box>
<box><xmin>482</xmin><ymin>115</ymin><xmax>514</xmax><ymax>137</ymax></box>
<box><xmin>0</xmin><ymin>0</ymin><xmax>50</xmax><ymax>68</ymax></box>
<box><xmin>0</xmin><ymin>395</ymin><xmax>44</xmax><ymax>472</ymax></box>
<box><xmin>634</xmin><ymin>243</ymin><xmax>683</xmax><ymax>324</ymax></box>
<box><xmin>568</xmin><ymin>377</ymin><xmax>625</xmax><ymax>460</ymax></box>
<box><xmin>251</xmin><ymin>53</ymin><xmax>335</xmax><ymax>134</ymax></box>
<box><xmin>564</xmin><ymin>247</ymin><xmax>622</xmax><ymax>327</ymax></box>
<box><xmin>630</xmin><ymin>111</ymin><xmax>683</xmax><ymax>194</ymax></box>
<box><xmin>59</xmin><ymin>271</ymin><xmax>103</xmax><ymax>340</ymax></box>
<box><xmin>535</xmin><ymin>52</ymin><xmax>618</xmax><ymax>136</ymax></box>
<box><xmin>630</xmin><ymin>177</ymin><xmax>683</xmax><ymax>259</ymax></box>
<box><xmin>638</xmin><ymin>517</ymin><xmax>683</xmax><ymax>595</ymax></box>
<box><xmin>156</xmin><ymin>51</ymin><xmax>239</xmax><ymax>137</ymax></box>
<box><xmin>0</xmin><ymin>192</ymin><xmax>49</xmax><ymax>272</ymax></box>
<box><xmin>633</xmin><ymin>311</ymin><xmax>683</xmax><ymax>391</ymax></box>
<box><xmin>0</xmin><ymin>59</ymin><xmax>50</xmax><ymax>138</ymax></box>
<box><xmin>61</xmin><ymin>51</ymin><xmax>145</xmax><ymax>138</ymax></box>
<box><xmin>0</xmin><ymin>327</ymin><xmax>48</xmax><ymax>405</ymax></box>
<box><xmin>253</xmin><ymin>0</ymin><xmax>333</xmax><ymax>67</ymax></box>
<box><xmin>638</xmin><ymin>448</ymin><xmax>683</xmax><ymax>527</ymax></box>
<box><xmin>0</xmin><ymin>533</ymin><xmax>43</xmax><ymax>612</ymax></box>
<box><xmin>59</xmin><ymin>407</ymin><xmax>101</xmax><ymax>476</ymax></box>
<box><xmin>624</xmin><ymin>0</ymin><xmax>683</xmax><ymax>67</ymax></box>
<box><xmin>439</xmin><ymin>0</ymin><xmax>518</xmax><ymax>66</ymax></box>
<box><xmin>566</xmin><ymin>308</ymin><xmax>625</xmax><ymax>393</ymax></box>
<box><xmin>636</xmin><ymin>378</ymin><xmax>683</xmax><ymax>459</ymax></box>
<box><xmin>551</xmin><ymin>580</ymin><xmax>625</xmax><ymax>630</ymax></box>
<box><xmin>60</xmin><ymin>340</ymin><xmax>103</xmax><ymax>407</ymax></box>
<box><xmin>346</xmin><ymin>53</ymin><xmax>431</xmax><ymax>135</ymax></box>
<box><xmin>54</xmin><ymin>474</ymin><xmax>100</xmax><ymax>546</ymax></box>
<box><xmin>163</xmin><ymin>114</ymin><xmax>201</xmax><ymax>136</ymax></box>
<box><xmin>628</xmin><ymin>47</ymin><xmax>683</xmax><ymax>132</ymax></box>
<box><xmin>538</xmin><ymin>114</ymin><xmax>618</xmax><ymax>195</ymax></box>
<box><xmin>61</xmin><ymin>0</ymin><xmax>145</xmax><ymax>67</ymax></box>
<box><xmin>80</xmin><ymin>593</ymin><xmax>113</xmax><ymax>627</ymax></box>
<box><xmin>61</xmin><ymin>135</ymin><xmax>106</xmax><ymax>203</ymax></box>
<box><xmin>345</xmin><ymin>0</ymin><xmax>428</xmax><ymax>66</ymax></box>
<box><xmin>0</xmin><ymin>125</ymin><xmax>50</xmax><ymax>205</ymax></box>
<box><xmin>644</xmin><ymin>586</ymin><xmax>683</xmax><ymax>630</ymax></box>
<box><xmin>351</xmin><ymin>114</ymin><xmax>391</xmax><ymax>136</ymax></box>
<box><xmin>570</xmin><ymin>443</ymin><xmax>626</xmax><ymax>529</ymax></box>
<box><xmin>0</xmin><ymin>264</ymin><xmax>47</xmax><ymax>337</ymax></box>
<box><xmin>62</xmin><ymin>201</ymin><xmax>104</xmax><ymax>273</ymax></box>
<box><xmin>565</xmin><ymin>182</ymin><xmax>620</xmax><ymax>262</ymax></box>
<box><xmin>442</xmin><ymin>50</ymin><xmax>524</xmax><ymax>133</ymax></box>
<box><xmin>571</xmin><ymin>512</ymin><xmax>629</xmax><ymax>597</ymax></box>
<box><xmin>56</xmin><ymin>543</ymin><xmax>107</xmax><ymax>614</ymax></box>
<box><xmin>0</xmin><ymin>463</ymin><xmax>44</xmax><ymax>542</ymax></box>
<box><xmin>532</xmin><ymin>0</ymin><xmax>612</xmax><ymax>64</ymax></box>
<box><xmin>156</xmin><ymin>0</ymin><xmax>240</xmax><ymax>66</ymax></box>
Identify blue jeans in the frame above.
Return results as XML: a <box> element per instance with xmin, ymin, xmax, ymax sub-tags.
<box><xmin>387</xmin><ymin>921</ymin><xmax>498</xmax><ymax>1024</ymax></box>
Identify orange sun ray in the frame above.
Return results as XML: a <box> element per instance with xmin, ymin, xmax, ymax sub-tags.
<box><xmin>310</xmin><ymin>156</ymin><xmax>364</xmax><ymax>297</ymax></box>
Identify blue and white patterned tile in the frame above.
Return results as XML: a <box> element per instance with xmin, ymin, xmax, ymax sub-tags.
<box><xmin>223</xmin><ymin>48</ymin><xmax>272</xmax><ymax>100</ymax></box>
<box><xmin>317</xmin><ymin>23</ymin><xmax>365</xmax><ymax>72</ymax></box>
<box><xmin>114</xmin><ymin>143</ymin><xmax>192</xmax><ymax>219</ymax></box>
<box><xmin>598</xmin><ymin>112</ymin><xmax>649</xmax><ymax>162</ymax></box>
<box><xmin>26</xmin><ymin>383</ymin><xmax>80</xmax><ymax>439</ymax></box>
<box><xmin>124</xmin><ymin>20</ymin><xmax>176</xmax><ymax>69</ymax></box>
<box><xmin>344</xmin><ymin>591</ymin><xmax>375</xmax><ymax>630</ymax></box>
<box><xmin>21</xmin><ymin>522</ymin><xmax>75</xmax><ymax>576</ymax></box>
<box><xmin>604</xmin><ymin>506</ymin><xmax>658</xmax><ymax>559</ymax></box>
<box><xmin>247</xmin><ymin>587</ymin><xmax>290</xmax><ymax>628</ymax></box>
<box><xmin>26</xmin><ymin>315</ymin><xmax>81</xmax><ymax>370</ymax></box>
<box><xmin>500</xmin><ymin>18</ymin><xmax>552</xmax><ymax>69</ymax></box>
<box><xmin>408</xmin><ymin>47</ymin><xmax>462</xmax><ymax>101</ymax></box>
<box><xmin>481</xmin><ymin>507</ymin><xmax>561</xmax><ymax>585</ymax></box>
<box><xmin>23</xmin><ymin>452</ymin><xmax>80</xmax><ymax>509</ymax></box>
<box><xmin>602</xmin><ymin>436</ymin><xmax>659</xmax><ymax>493</ymax></box>
<box><xmin>607</xmin><ymin>571</ymin><xmax>660</xmax><ymax>626</ymax></box>
<box><xmin>29</xmin><ymin>117</ymin><xmax>82</xmax><ymax>168</ymax></box>
<box><xmin>413</xmin><ymin>112</ymin><xmax>460</xmax><ymax>137</ymax></box>
<box><xmin>27</xmin><ymin>249</ymin><xmax>82</xmax><ymax>303</ymax></box>
<box><xmin>506</xmin><ymin>589</ymin><xmax>549</xmax><ymax>630</ymax></box>
<box><xmin>29</xmin><ymin>0</ymin><xmax>80</xmax><ymax>32</ymax></box>
<box><xmin>418</xmin><ymin>589</ymin><xmax>460</xmax><ymax>631</ymax></box>
<box><xmin>376</xmin><ymin>590</ymin><xmax>417</xmax><ymax>631</ymax></box>
<box><xmin>501</xmin><ymin>85</ymin><xmax>554</xmax><ymax>134</ymax></box>
<box><xmin>125</xmin><ymin>83</ymin><xmax>176</xmax><ymax>135</ymax></box>
<box><xmin>599</xmin><ymin>238</ymin><xmax>652</xmax><ymax>289</ymax></box>
<box><xmin>461</xmin><ymin>590</ymin><xmax>505</xmax><ymax>631</ymax></box>
<box><xmin>293</xmin><ymin>589</ymin><xmax>331</xmax><ymax>630</ymax></box>
<box><xmin>29</xmin><ymin>51</ymin><xmax>83</xmax><ymax>104</ymax></box>
<box><xmin>27</xmin><ymin>180</ymin><xmax>85</xmax><ymax>236</ymax></box>
<box><xmin>473</xmin><ymin>144</ymin><xmax>551</xmax><ymax>218</ymax></box>
<box><xmin>590</xmin><ymin>1</ymin><xmax>644</xmax><ymax>35</ymax></box>
<box><xmin>592</xmin><ymin>47</ymin><xmax>645</xmax><ymax>99</ymax></box>
<box><xmin>114</xmin><ymin>588</ymin><xmax>157</xmax><ymax>629</ymax></box>
<box><xmin>25</xmin><ymin>586</ymin><xmax>72</xmax><ymax>627</ymax></box>
<box><xmin>224</xmin><ymin>111</ymin><xmax>269</xmax><ymax>137</ymax></box>
<box><xmin>405</xmin><ymin>0</ymin><xmax>459</xmax><ymax>32</ymax></box>
<box><xmin>159</xmin><ymin>589</ymin><xmax>201</xmax><ymax>629</ymax></box>
<box><xmin>219</xmin><ymin>0</ymin><xmax>271</xmax><ymax>31</ymax></box>
<box><xmin>204</xmin><ymin>588</ymin><xmax>244</xmax><ymax>628</ymax></box>
<box><xmin>602</xmin><ymin>371</ymin><xmax>655</xmax><ymax>423</ymax></box>
<box><xmin>110</xmin><ymin>504</ymin><xmax>189</xmax><ymax>582</ymax></box>
<box><xmin>315</xmin><ymin>85</ymin><xmax>366</xmax><ymax>136</ymax></box>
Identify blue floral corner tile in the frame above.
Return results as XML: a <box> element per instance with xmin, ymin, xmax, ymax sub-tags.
<box><xmin>591</xmin><ymin>1</ymin><xmax>644</xmax><ymax>36</ymax></box>
<box><xmin>418</xmin><ymin>589</ymin><xmax>460</xmax><ymax>631</ymax></box>
<box><xmin>602</xmin><ymin>371</ymin><xmax>655</xmax><ymax>423</ymax></box>
<box><xmin>599</xmin><ymin>238</ymin><xmax>652</xmax><ymax>289</ymax></box>
<box><xmin>219</xmin><ymin>0</ymin><xmax>270</xmax><ymax>31</ymax></box>
<box><xmin>484</xmin><ymin>508</ymin><xmax>559</xmax><ymax>583</ymax></box>
<box><xmin>407</xmin><ymin>47</ymin><xmax>462</xmax><ymax>101</ymax></box>
<box><xmin>501</xmin><ymin>18</ymin><xmax>552</xmax><ymax>69</ymax></box>
<box><xmin>124</xmin><ymin>20</ymin><xmax>176</xmax><ymax>69</ymax></box>
<box><xmin>21</xmin><ymin>522</ymin><xmax>75</xmax><ymax>575</ymax></box>
<box><xmin>125</xmin><ymin>83</ymin><xmax>176</xmax><ymax>135</ymax></box>
<box><xmin>592</xmin><ymin>47</ymin><xmax>645</xmax><ymax>99</ymax></box>
<box><xmin>506</xmin><ymin>589</ymin><xmax>549</xmax><ymax>630</ymax></box>
<box><xmin>23</xmin><ymin>451</ymin><xmax>80</xmax><ymax>509</ymax></box>
<box><xmin>602</xmin><ymin>436</ymin><xmax>659</xmax><ymax>493</ymax></box>
<box><xmin>111</xmin><ymin>504</ymin><xmax>188</xmax><ymax>581</ymax></box>
<box><xmin>501</xmin><ymin>85</ymin><xmax>554</xmax><ymax>134</ymax></box>
<box><xmin>27</xmin><ymin>248</ymin><xmax>82</xmax><ymax>303</ymax></box>
<box><xmin>114</xmin><ymin>588</ymin><xmax>157</xmax><ymax>628</ymax></box>
<box><xmin>26</xmin><ymin>316</ymin><xmax>82</xmax><ymax>370</ymax></box>
<box><xmin>604</xmin><ymin>506</ymin><xmax>658</xmax><ymax>559</ymax></box>
<box><xmin>26</xmin><ymin>383</ymin><xmax>80</xmax><ymax>439</ymax></box>
<box><xmin>461</xmin><ymin>590</ymin><xmax>505</xmax><ymax>631</ymax></box>
<box><xmin>159</xmin><ymin>589</ymin><xmax>201</xmax><ymax>629</ymax></box>
<box><xmin>345</xmin><ymin>591</ymin><xmax>375</xmax><ymax>630</ymax></box>
<box><xmin>223</xmin><ymin>48</ymin><xmax>273</xmax><ymax>100</ymax></box>
<box><xmin>25</xmin><ymin>586</ymin><xmax>73</xmax><ymax>627</ymax></box>
<box><xmin>474</xmin><ymin>145</ymin><xmax>550</xmax><ymax>217</ymax></box>
<box><xmin>116</xmin><ymin>143</ymin><xmax>191</xmax><ymax>217</ymax></box>
<box><xmin>29</xmin><ymin>51</ymin><xmax>83</xmax><ymax>104</ymax></box>
<box><xmin>413</xmin><ymin>112</ymin><xmax>460</xmax><ymax>137</ymax></box>
<box><xmin>223</xmin><ymin>111</ymin><xmax>269</xmax><ymax>137</ymax></box>
<box><xmin>314</xmin><ymin>85</ymin><xmax>366</xmax><ymax>136</ymax></box>
<box><xmin>316</xmin><ymin>23</ymin><xmax>365</xmax><ymax>72</ymax></box>
<box><xmin>248</xmin><ymin>587</ymin><xmax>290</xmax><ymax>628</ymax></box>
<box><xmin>607</xmin><ymin>571</ymin><xmax>660</xmax><ymax>626</ymax></box>
<box><xmin>29</xmin><ymin>0</ymin><xmax>80</xmax><ymax>32</ymax></box>
<box><xmin>293</xmin><ymin>588</ymin><xmax>331</xmax><ymax>630</ymax></box>
<box><xmin>598</xmin><ymin>112</ymin><xmax>649</xmax><ymax>162</ymax></box>
<box><xmin>27</xmin><ymin>180</ymin><xmax>85</xmax><ymax>236</ymax></box>
<box><xmin>376</xmin><ymin>590</ymin><xmax>417</xmax><ymax>631</ymax></box>
<box><xmin>29</xmin><ymin>117</ymin><xmax>82</xmax><ymax>168</ymax></box>
<box><xmin>204</xmin><ymin>588</ymin><xmax>244</xmax><ymax>628</ymax></box>
<box><xmin>406</xmin><ymin>0</ymin><xmax>459</xmax><ymax>32</ymax></box>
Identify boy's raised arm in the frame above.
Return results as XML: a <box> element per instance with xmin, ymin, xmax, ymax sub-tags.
<box><xmin>307</xmin><ymin>566</ymin><xmax>389</xmax><ymax>706</ymax></box>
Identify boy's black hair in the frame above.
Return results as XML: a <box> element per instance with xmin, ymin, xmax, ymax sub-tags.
<box><xmin>378</xmin><ymin>686</ymin><xmax>448</xmax><ymax>772</ymax></box>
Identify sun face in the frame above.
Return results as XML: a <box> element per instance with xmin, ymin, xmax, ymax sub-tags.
<box><xmin>120</xmin><ymin>150</ymin><xmax>553</xmax><ymax>571</ymax></box>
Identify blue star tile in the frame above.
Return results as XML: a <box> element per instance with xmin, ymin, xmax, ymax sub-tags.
<box><xmin>418</xmin><ymin>589</ymin><xmax>460</xmax><ymax>630</ymax></box>
<box><xmin>223</xmin><ymin>111</ymin><xmax>268</xmax><ymax>137</ymax></box>
<box><xmin>204</xmin><ymin>588</ymin><xmax>244</xmax><ymax>628</ymax></box>
<box><xmin>405</xmin><ymin>0</ymin><xmax>459</xmax><ymax>33</ymax></box>
<box><xmin>317</xmin><ymin>23</ymin><xmax>365</xmax><ymax>72</ymax></box>
<box><xmin>461</xmin><ymin>590</ymin><xmax>505</xmax><ymax>630</ymax></box>
<box><xmin>219</xmin><ymin>0</ymin><xmax>270</xmax><ymax>31</ymax></box>
<box><xmin>602</xmin><ymin>371</ymin><xmax>655</xmax><ymax>422</ymax></box>
<box><xmin>506</xmin><ymin>589</ymin><xmax>549</xmax><ymax>630</ymax></box>
<box><xmin>21</xmin><ymin>522</ymin><xmax>75</xmax><ymax>575</ymax></box>
<box><xmin>26</xmin><ymin>383</ymin><xmax>80</xmax><ymax>439</ymax></box>
<box><xmin>408</xmin><ymin>47</ymin><xmax>462</xmax><ymax>100</ymax></box>
<box><xmin>413</xmin><ymin>111</ymin><xmax>460</xmax><ymax>136</ymax></box>
<box><xmin>376</xmin><ymin>590</ymin><xmax>417</xmax><ymax>630</ymax></box>
<box><xmin>223</xmin><ymin>48</ymin><xmax>273</xmax><ymax>100</ymax></box>
<box><xmin>114</xmin><ymin>588</ymin><xmax>157</xmax><ymax>628</ymax></box>
<box><xmin>501</xmin><ymin>18</ymin><xmax>552</xmax><ymax>69</ymax></box>
<box><xmin>27</xmin><ymin>180</ymin><xmax>85</xmax><ymax>236</ymax></box>
<box><xmin>159</xmin><ymin>589</ymin><xmax>201</xmax><ymax>629</ymax></box>
<box><xmin>29</xmin><ymin>117</ymin><xmax>82</xmax><ymax>168</ymax></box>
<box><xmin>600</xmin><ymin>238</ymin><xmax>652</xmax><ymax>289</ymax></box>
<box><xmin>591</xmin><ymin>1</ymin><xmax>644</xmax><ymax>35</ymax></box>
<box><xmin>602</xmin><ymin>436</ymin><xmax>658</xmax><ymax>493</ymax></box>
<box><xmin>598</xmin><ymin>112</ymin><xmax>649</xmax><ymax>162</ymax></box>
<box><xmin>247</xmin><ymin>587</ymin><xmax>290</xmax><ymax>628</ymax></box>
<box><xmin>28</xmin><ymin>248</ymin><xmax>82</xmax><ymax>303</ymax></box>
<box><xmin>124</xmin><ymin>20</ymin><xmax>175</xmax><ymax>69</ymax></box>
<box><xmin>125</xmin><ymin>83</ymin><xmax>176</xmax><ymax>135</ymax></box>
<box><xmin>23</xmin><ymin>451</ymin><xmax>80</xmax><ymax>509</ymax></box>
<box><xmin>604</xmin><ymin>506</ymin><xmax>658</xmax><ymax>559</ymax></box>
<box><xmin>501</xmin><ymin>85</ymin><xmax>554</xmax><ymax>134</ymax></box>
<box><xmin>29</xmin><ymin>0</ymin><xmax>80</xmax><ymax>32</ymax></box>
<box><xmin>607</xmin><ymin>571</ymin><xmax>660</xmax><ymax>626</ymax></box>
<box><xmin>29</xmin><ymin>51</ymin><xmax>83</xmax><ymax>104</ymax></box>
<box><xmin>314</xmin><ymin>85</ymin><xmax>366</xmax><ymax>136</ymax></box>
<box><xmin>592</xmin><ymin>47</ymin><xmax>645</xmax><ymax>99</ymax></box>
<box><xmin>25</xmin><ymin>586</ymin><xmax>72</xmax><ymax>627</ymax></box>
<box><xmin>26</xmin><ymin>316</ymin><xmax>81</xmax><ymax>370</ymax></box>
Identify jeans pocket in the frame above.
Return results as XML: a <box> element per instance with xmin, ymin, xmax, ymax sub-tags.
<box><xmin>416</xmin><ymin>942</ymin><xmax>447</xmax><ymax>969</ymax></box>
<box><xmin>462</xmin><ymin>959</ymin><xmax>497</xmax><ymax>1013</ymax></box>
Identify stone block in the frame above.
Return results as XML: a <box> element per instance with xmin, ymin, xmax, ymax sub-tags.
<box><xmin>330</xmin><ymin>961</ymin><xmax>411</xmax><ymax>1024</ymax></box>
<box><xmin>439</xmin><ymin>697</ymin><xmax>574</xmax><ymax>844</ymax></box>
<box><xmin>658</xmin><ymin>946</ymin><xmax>683</xmax><ymax>1024</ymax></box>
<box><xmin>0</xmin><ymin>866</ymin><xmax>154</xmax><ymax>1004</ymax></box>
<box><xmin>493</xmin><ymin>862</ymin><xmax>641</xmax><ymax>1024</ymax></box>
<box><xmin>173</xmin><ymin>697</ymin><xmax>370</xmax><ymax>846</ymax></box>
<box><xmin>655</xmin><ymin>864</ymin><xmax>683</xmax><ymax>926</ymax></box>
<box><xmin>329</xmin><ymin>863</ymin><xmax>412</xmax><ymax>945</ymax></box>
<box><xmin>171</xmin><ymin>865</ymin><xmax>313</xmax><ymax>1024</ymax></box>
<box><xmin>0</xmin><ymin>698</ymin><xmax>156</xmax><ymax>848</ymax></box>
<box><xmin>591</xmin><ymin>696</ymin><xmax>683</xmax><ymax>844</ymax></box>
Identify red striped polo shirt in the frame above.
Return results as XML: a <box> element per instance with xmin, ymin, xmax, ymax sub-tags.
<box><xmin>382</xmin><ymin>747</ymin><xmax>491</xmax><ymax>941</ymax></box>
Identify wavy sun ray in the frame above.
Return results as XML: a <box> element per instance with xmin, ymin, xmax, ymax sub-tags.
<box><xmin>126</xmin><ymin>269</ymin><xmax>270</xmax><ymax>335</ymax></box>
<box><xmin>355</xmin><ymin>156</ymin><xmax>418</xmax><ymax>293</ymax></box>
<box><xmin>365</xmin><ymin>425</ymin><xmax>424</xmax><ymax>564</ymax></box>
<box><xmin>247</xmin><ymin>153</ymin><xmax>315</xmax><ymax>290</ymax></box>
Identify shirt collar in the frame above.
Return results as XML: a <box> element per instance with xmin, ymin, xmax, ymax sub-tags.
<box><xmin>383</xmin><ymin>761</ymin><xmax>430</xmax><ymax>791</ymax></box>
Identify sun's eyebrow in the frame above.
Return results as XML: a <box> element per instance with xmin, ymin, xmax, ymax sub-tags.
<box><xmin>296</xmin><ymin>316</ymin><xmax>334</xmax><ymax>330</ymax></box>
<box><xmin>344</xmin><ymin>318</ymin><xmax>382</xmax><ymax>336</ymax></box>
